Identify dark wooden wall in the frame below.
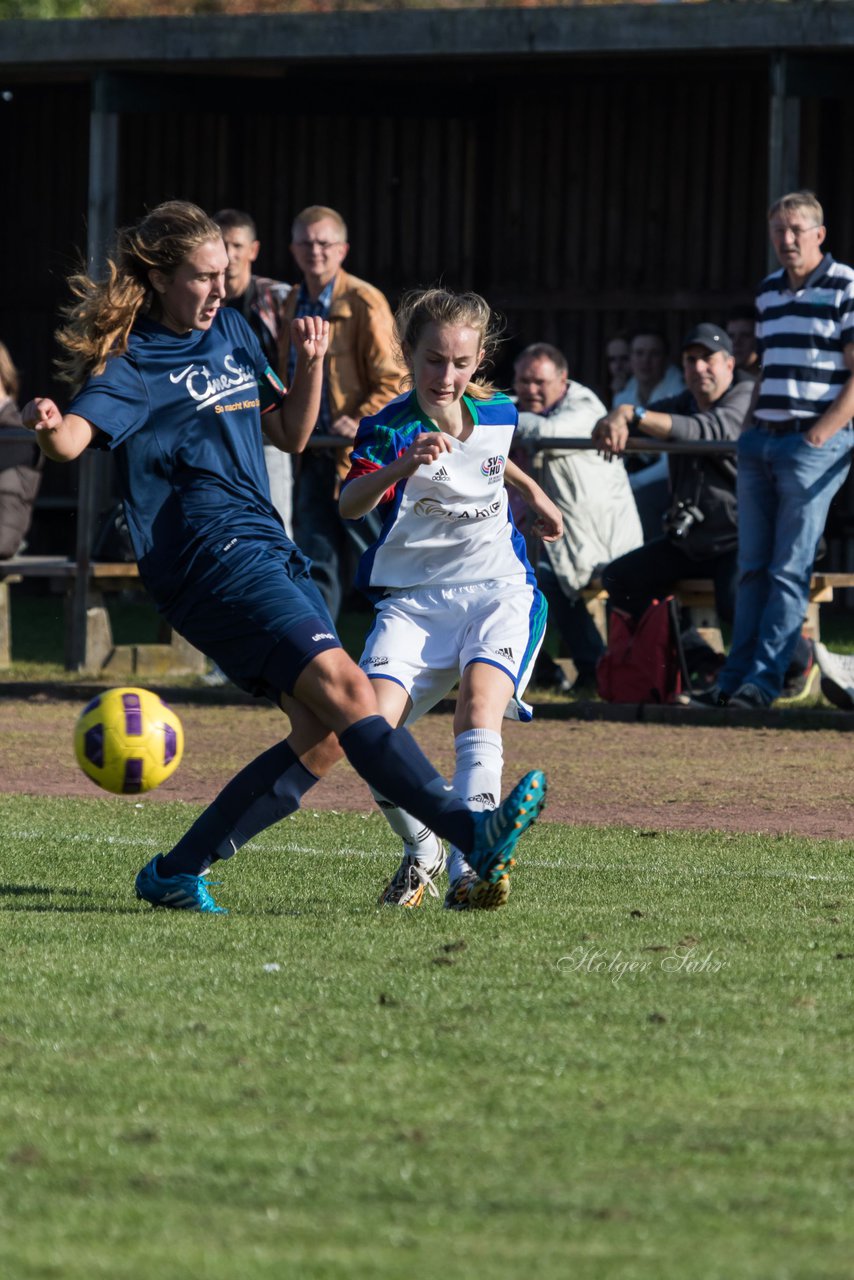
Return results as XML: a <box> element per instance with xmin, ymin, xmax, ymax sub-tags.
<box><xmin>3</xmin><ymin>84</ymin><xmax>91</xmax><ymax>407</ymax></box>
<box><xmin>117</xmin><ymin>55</ymin><xmax>771</xmax><ymax>391</ymax></box>
<box><xmin>6</xmin><ymin>52</ymin><xmax>854</xmax><ymax>560</ymax></box>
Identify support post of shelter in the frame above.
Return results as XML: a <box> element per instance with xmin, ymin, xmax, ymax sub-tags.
<box><xmin>767</xmin><ymin>53</ymin><xmax>801</xmax><ymax>270</ymax></box>
<box><xmin>69</xmin><ymin>72</ymin><xmax>119</xmax><ymax>670</ymax></box>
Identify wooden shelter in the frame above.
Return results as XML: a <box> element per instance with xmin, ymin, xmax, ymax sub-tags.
<box><xmin>4</xmin><ymin>2</ymin><xmax>854</xmax><ymax>659</ymax></box>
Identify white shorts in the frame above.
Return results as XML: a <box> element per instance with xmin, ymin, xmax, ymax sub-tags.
<box><xmin>359</xmin><ymin>579</ymin><xmax>547</xmax><ymax>723</ymax></box>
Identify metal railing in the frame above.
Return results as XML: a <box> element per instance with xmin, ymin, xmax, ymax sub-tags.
<box><xmin>3</xmin><ymin>428</ymin><xmax>739</xmax><ymax>455</ymax></box>
<box><xmin>515</xmin><ymin>436</ymin><xmax>737</xmax><ymax>456</ymax></box>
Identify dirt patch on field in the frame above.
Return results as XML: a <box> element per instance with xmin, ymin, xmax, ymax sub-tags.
<box><xmin>2</xmin><ymin>688</ymin><xmax>853</xmax><ymax>840</ymax></box>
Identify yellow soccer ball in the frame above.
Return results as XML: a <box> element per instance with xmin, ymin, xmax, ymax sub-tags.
<box><xmin>73</xmin><ymin>687</ymin><xmax>184</xmax><ymax>795</ymax></box>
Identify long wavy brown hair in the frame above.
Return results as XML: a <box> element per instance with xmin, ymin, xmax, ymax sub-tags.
<box><xmin>56</xmin><ymin>201</ymin><xmax>223</xmax><ymax>390</ymax></box>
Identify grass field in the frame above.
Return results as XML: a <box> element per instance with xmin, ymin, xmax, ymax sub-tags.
<box><xmin>1</xmin><ymin>793</ymin><xmax>851</xmax><ymax>1279</ymax></box>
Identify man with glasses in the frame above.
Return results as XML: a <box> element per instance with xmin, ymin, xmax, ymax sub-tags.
<box><xmin>279</xmin><ymin>206</ymin><xmax>403</xmax><ymax>619</ymax></box>
<box><xmin>693</xmin><ymin>190</ymin><xmax>854</xmax><ymax>709</ymax></box>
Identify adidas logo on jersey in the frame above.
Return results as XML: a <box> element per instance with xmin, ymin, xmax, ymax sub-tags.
<box><xmin>494</xmin><ymin>646</ymin><xmax>514</xmax><ymax>661</ymax></box>
<box><xmin>312</xmin><ymin>632</ymin><xmax>335</xmax><ymax>642</ymax></box>
<box><xmin>431</xmin><ymin>465</ymin><xmax>451</xmax><ymax>482</ymax></box>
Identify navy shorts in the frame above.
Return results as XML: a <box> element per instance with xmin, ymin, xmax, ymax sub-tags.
<box><xmin>166</xmin><ymin>541</ymin><xmax>341</xmax><ymax>701</ymax></box>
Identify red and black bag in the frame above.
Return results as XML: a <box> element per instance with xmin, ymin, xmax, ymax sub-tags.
<box><xmin>596</xmin><ymin>596</ymin><xmax>688</xmax><ymax>704</ymax></box>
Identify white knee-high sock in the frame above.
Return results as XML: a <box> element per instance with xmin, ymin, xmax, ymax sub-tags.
<box><xmin>370</xmin><ymin>787</ymin><xmax>443</xmax><ymax>866</ymax></box>
<box><xmin>447</xmin><ymin>728</ymin><xmax>504</xmax><ymax>884</ymax></box>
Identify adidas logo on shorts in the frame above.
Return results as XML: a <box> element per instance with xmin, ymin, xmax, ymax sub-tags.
<box><xmin>431</xmin><ymin>466</ymin><xmax>451</xmax><ymax>482</ymax></box>
<box><xmin>495</xmin><ymin>646</ymin><xmax>514</xmax><ymax>661</ymax></box>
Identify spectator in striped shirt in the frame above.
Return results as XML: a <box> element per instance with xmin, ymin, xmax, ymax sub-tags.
<box><xmin>692</xmin><ymin>190</ymin><xmax>854</xmax><ymax>709</ymax></box>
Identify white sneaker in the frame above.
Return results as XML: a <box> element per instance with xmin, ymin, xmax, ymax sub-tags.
<box><xmin>378</xmin><ymin>841</ymin><xmax>446</xmax><ymax>908</ymax></box>
<box><xmin>814</xmin><ymin>641</ymin><xmax>854</xmax><ymax>711</ymax></box>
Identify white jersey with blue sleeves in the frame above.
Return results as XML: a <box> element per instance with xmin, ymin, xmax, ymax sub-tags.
<box><xmin>344</xmin><ymin>389</ymin><xmax>534</xmax><ymax>593</ymax></box>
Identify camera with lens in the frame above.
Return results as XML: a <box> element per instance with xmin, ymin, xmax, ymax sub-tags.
<box><xmin>665</xmin><ymin>499</ymin><xmax>705</xmax><ymax>540</ymax></box>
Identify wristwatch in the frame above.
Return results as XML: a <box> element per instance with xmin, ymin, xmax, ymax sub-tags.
<box><xmin>633</xmin><ymin>406</ymin><xmax>647</xmax><ymax>429</ymax></box>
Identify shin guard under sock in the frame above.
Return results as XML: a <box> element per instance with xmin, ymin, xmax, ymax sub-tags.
<box><xmin>158</xmin><ymin>740</ymin><xmax>319</xmax><ymax>877</ymax></box>
<box><xmin>447</xmin><ymin>728</ymin><xmax>504</xmax><ymax>884</ymax></box>
<box><xmin>370</xmin><ymin>787</ymin><xmax>442</xmax><ymax>866</ymax></box>
<box><xmin>340</xmin><ymin>716</ymin><xmax>474</xmax><ymax>854</ymax></box>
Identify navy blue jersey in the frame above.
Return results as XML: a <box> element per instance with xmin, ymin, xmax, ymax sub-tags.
<box><xmin>71</xmin><ymin>309</ymin><xmax>288</xmax><ymax>621</ymax></box>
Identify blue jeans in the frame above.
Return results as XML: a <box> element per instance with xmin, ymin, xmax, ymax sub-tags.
<box><xmin>719</xmin><ymin>423</ymin><xmax>854</xmax><ymax>700</ymax></box>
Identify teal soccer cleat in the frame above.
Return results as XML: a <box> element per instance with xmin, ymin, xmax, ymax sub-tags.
<box><xmin>135</xmin><ymin>855</ymin><xmax>227</xmax><ymax>914</ymax></box>
<box><xmin>468</xmin><ymin>770</ymin><xmax>547</xmax><ymax>884</ymax></box>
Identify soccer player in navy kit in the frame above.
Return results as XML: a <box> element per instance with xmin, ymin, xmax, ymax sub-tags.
<box><xmin>22</xmin><ymin>203</ymin><xmax>547</xmax><ymax>914</ymax></box>
<box><xmin>340</xmin><ymin>288</ymin><xmax>562</xmax><ymax>910</ymax></box>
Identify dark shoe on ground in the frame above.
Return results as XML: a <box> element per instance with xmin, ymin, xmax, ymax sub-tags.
<box><xmin>569</xmin><ymin>676</ymin><xmax>599</xmax><ymax>700</ymax></box>
<box><xmin>728</xmin><ymin>683</ymin><xmax>770</xmax><ymax>709</ymax></box>
<box><xmin>531</xmin><ymin>653</ymin><xmax>572</xmax><ymax>694</ymax></box>
<box><xmin>688</xmin><ymin>684</ymin><xmax>730</xmax><ymax>708</ymax></box>
<box><xmin>777</xmin><ymin>661</ymin><xmax>820</xmax><ymax>707</ymax></box>
<box><xmin>680</xmin><ymin>631</ymin><xmax>726</xmax><ymax>691</ymax></box>
<box><xmin>820</xmin><ymin>674</ymin><xmax>854</xmax><ymax>711</ymax></box>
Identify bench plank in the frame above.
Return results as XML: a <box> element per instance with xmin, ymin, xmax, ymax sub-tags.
<box><xmin>0</xmin><ymin>557</ymin><xmax>139</xmax><ymax>580</ymax></box>
<box><xmin>0</xmin><ymin>555</ymin><xmax>205</xmax><ymax>674</ymax></box>
<box><xmin>581</xmin><ymin>572</ymin><xmax>854</xmax><ymax>647</ymax></box>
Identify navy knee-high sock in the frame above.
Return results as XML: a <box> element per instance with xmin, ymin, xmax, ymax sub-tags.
<box><xmin>158</xmin><ymin>741</ymin><xmax>319</xmax><ymax>878</ymax></box>
<box><xmin>338</xmin><ymin>716</ymin><xmax>475</xmax><ymax>854</ymax></box>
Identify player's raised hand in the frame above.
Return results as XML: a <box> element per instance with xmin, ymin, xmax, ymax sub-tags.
<box><xmin>530</xmin><ymin>491</ymin><xmax>563</xmax><ymax>543</ymax></box>
<box><xmin>292</xmin><ymin>315</ymin><xmax>329</xmax><ymax>363</ymax></box>
<box><xmin>398</xmin><ymin>431</ymin><xmax>452</xmax><ymax>476</ymax></box>
<box><xmin>21</xmin><ymin>397</ymin><xmax>63</xmax><ymax>434</ymax></box>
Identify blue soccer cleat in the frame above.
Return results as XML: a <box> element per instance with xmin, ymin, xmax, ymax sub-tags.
<box><xmin>135</xmin><ymin>855</ymin><xmax>227</xmax><ymax>914</ymax></box>
<box><xmin>468</xmin><ymin>769</ymin><xmax>547</xmax><ymax>884</ymax></box>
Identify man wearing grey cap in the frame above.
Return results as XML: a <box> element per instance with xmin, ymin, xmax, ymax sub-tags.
<box><xmin>593</xmin><ymin>323</ymin><xmax>753</xmax><ymax>681</ymax></box>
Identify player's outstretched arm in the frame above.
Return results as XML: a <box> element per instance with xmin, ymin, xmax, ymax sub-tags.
<box><xmin>20</xmin><ymin>398</ymin><xmax>96</xmax><ymax>462</ymax></box>
<box><xmin>271</xmin><ymin>316</ymin><xmax>330</xmax><ymax>453</ymax></box>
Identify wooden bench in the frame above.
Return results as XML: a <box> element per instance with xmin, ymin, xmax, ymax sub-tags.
<box><xmin>580</xmin><ymin>573</ymin><xmax>854</xmax><ymax>648</ymax></box>
<box><xmin>0</xmin><ymin>556</ymin><xmax>206</xmax><ymax>675</ymax></box>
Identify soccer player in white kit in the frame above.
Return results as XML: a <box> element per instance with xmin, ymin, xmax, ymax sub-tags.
<box><xmin>340</xmin><ymin>288</ymin><xmax>562</xmax><ymax>909</ymax></box>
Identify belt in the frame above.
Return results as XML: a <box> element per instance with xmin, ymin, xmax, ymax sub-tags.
<box><xmin>756</xmin><ymin>419</ymin><xmax>815</xmax><ymax>436</ymax></box>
